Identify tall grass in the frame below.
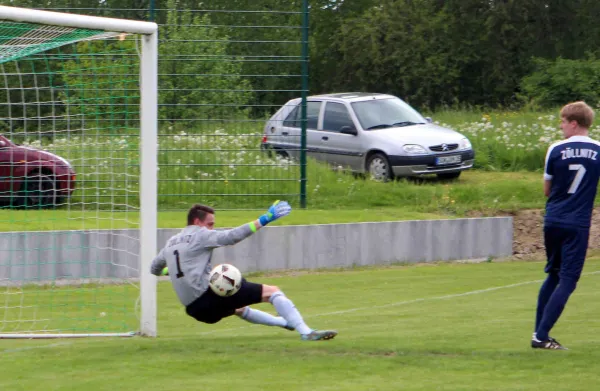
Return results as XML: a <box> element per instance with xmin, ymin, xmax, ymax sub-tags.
<box><xmin>18</xmin><ymin>108</ymin><xmax>584</xmax><ymax>210</ymax></box>
<box><xmin>430</xmin><ymin>108</ymin><xmax>600</xmax><ymax>171</ymax></box>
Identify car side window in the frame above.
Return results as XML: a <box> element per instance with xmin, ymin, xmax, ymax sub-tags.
<box><xmin>323</xmin><ymin>102</ymin><xmax>355</xmax><ymax>132</ymax></box>
<box><xmin>306</xmin><ymin>102</ymin><xmax>320</xmax><ymax>129</ymax></box>
<box><xmin>282</xmin><ymin>102</ymin><xmax>321</xmax><ymax>129</ymax></box>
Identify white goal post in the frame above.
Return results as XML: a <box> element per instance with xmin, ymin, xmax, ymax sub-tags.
<box><xmin>0</xmin><ymin>6</ymin><xmax>158</xmax><ymax>338</ymax></box>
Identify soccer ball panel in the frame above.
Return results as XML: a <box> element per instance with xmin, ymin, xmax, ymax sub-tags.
<box><xmin>209</xmin><ymin>263</ymin><xmax>242</xmax><ymax>297</ymax></box>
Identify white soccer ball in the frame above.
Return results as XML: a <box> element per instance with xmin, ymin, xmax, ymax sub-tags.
<box><xmin>209</xmin><ymin>263</ymin><xmax>242</xmax><ymax>297</ymax></box>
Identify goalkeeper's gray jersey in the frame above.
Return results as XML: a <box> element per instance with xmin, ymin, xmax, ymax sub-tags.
<box><xmin>150</xmin><ymin>224</ymin><xmax>253</xmax><ymax>306</ymax></box>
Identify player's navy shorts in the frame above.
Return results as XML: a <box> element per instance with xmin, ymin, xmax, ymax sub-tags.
<box><xmin>185</xmin><ymin>278</ymin><xmax>263</xmax><ymax>324</ymax></box>
<box><xmin>544</xmin><ymin>225</ymin><xmax>589</xmax><ymax>280</ymax></box>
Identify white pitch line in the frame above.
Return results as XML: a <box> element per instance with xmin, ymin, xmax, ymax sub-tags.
<box><xmin>310</xmin><ymin>269</ymin><xmax>600</xmax><ymax>317</ymax></box>
<box><xmin>311</xmin><ymin>280</ymin><xmax>545</xmax><ymax>317</ymax></box>
<box><xmin>194</xmin><ymin>269</ymin><xmax>600</xmax><ymax>336</ymax></box>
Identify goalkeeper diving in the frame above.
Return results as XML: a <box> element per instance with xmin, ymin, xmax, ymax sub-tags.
<box><xmin>150</xmin><ymin>200</ymin><xmax>337</xmax><ymax>341</ymax></box>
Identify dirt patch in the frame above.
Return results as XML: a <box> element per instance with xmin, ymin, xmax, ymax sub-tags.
<box><xmin>469</xmin><ymin>208</ymin><xmax>600</xmax><ymax>260</ymax></box>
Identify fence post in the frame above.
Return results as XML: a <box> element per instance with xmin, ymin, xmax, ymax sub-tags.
<box><xmin>299</xmin><ymin>0</ymin><xmax>309</xmax><ymax>209</ymax></box>
<box><xmin>149</xmin><ymin>0</ymin><xmax>156</xmax><ymax>22</ymax></box>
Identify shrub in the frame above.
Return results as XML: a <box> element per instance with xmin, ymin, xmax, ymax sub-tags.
<box><xmin>520</xmin><ymin>57</ymin><xmax>600</xmax><ymax>108</ymax></box>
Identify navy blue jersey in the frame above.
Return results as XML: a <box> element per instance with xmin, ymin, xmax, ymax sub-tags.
<box><xmin>544</xmin><ymin>135</ymin><xmax>600</xmax><ymax>228</ymax></box>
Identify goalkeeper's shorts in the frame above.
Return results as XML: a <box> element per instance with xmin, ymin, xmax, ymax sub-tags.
<box><xmin>185</xmin><ymin>278</ymin><xmax>262</xmax><ymax>324</ymax></box>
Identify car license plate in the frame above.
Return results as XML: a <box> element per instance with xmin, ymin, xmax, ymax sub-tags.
<box><xmin>435</xmin><ymin>155</ymin><xmax>461</xmax><ymax>165</ymax></box>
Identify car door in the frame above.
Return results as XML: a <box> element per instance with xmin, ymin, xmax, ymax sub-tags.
<box><xmin>318</xmin><ymin>102</ymin><xmax>364</xmax><ymax>171</ymax></box>
<box><xmin>278</xmin><ymin>101</ymin><xmax>323</xmax><ymax>161</ymax></box>
<box><xmin>0</xmin><ymin>136</ymin><xmax>13</xmax><ymax>197</ymax></box>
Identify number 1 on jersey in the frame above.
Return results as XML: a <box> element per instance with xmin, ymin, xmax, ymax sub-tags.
<box><xmin>568</xmin><ymin>164</ymin><xmax>587</xmax><ymax>194</ymax></box>
<box><xmin>173</xmin><ymin>250</ymin><xmax>184</xmax><ymax>278</ymax></box>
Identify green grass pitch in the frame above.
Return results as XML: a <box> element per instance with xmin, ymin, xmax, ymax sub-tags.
<box><xmin>1</xmin><ymin>258</ymin><xmax>600</xmax><ymax>391</ymax></box>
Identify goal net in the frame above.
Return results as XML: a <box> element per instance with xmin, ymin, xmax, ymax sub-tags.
<box><xmin>0</xmin><ymin>6</ymin><xmax>158</xmax><ymax>338</ymax></box>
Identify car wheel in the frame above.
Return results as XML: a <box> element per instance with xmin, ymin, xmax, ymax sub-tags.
<box><xmin>21</xmin><ymin>173</ymin><xmax>58</xmax><ymax>208</ymax></box>
<box><xmin>261</xmin><ymin>143</ymin><xmax>277</xmax><ymax>159</ymax></box>
<box><xmin>367</xmin><ymin>153</ymin><xmax>393</xmax><ymax>182</ymax></box>
<box><xmin>275</xmin><ymin>149</ymin><xmax>290</xmax><ymax>159</ymax></box>
<box><xmin>437</xmin><ymin>172</ymin><xmax>461</xmax><ymax>180</ymax></box>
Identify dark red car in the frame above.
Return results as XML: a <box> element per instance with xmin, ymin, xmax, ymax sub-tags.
<box><xmin>0</xmin><ymin>134</ymin><xmax>76</xmax><ymax>208</ymax></box>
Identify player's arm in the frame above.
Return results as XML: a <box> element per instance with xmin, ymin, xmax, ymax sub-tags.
<box><xmin>150</xmin><ymin>248</ymin><xmax>167</xmax><ymax>276</ymax></box>
<box><xmin>199</xmin><ymin>200</ymin><xmax>292</xmax><ymax>249</ymax></box>
<box><xmin>543</xmin><ymin>144</ymin><xmax>554</xmax><ymax>198</ymax></box>
<box><xmin>544</xmin><ymin>180</ymin><xmax>552</xmax><ymax>197</ymax></box>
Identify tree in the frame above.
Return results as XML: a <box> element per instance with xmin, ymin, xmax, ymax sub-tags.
<box><xmin>159</xmin><ymin>1</ymin><xmax>254</xmax><ymax>127</ymax></box>
<box><xmin>326</xmin><ymin>0</ymin><xmax>465</xmax><ymax>109</ymax></box>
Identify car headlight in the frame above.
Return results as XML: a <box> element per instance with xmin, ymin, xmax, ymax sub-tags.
<box><xmin>460</xmin><ymin>138</ymin><xmax>472</xmax><ymax>150</ymax></box>
<box><xmin>402</xmin><ymin>144</ymin><xmax>427</xmax><ymax>154</ymax></box>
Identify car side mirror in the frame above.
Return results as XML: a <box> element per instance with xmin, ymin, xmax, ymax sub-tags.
<box><xmin>340</xmin><ymin>126</ymin><xmax>358</xmax><ymax>135</ymax></box>
<box><xmin>0</xmin><ymin>140</ymin><xmax>6</xmax><ymax>148</ymax></box>
<box><xmin>425</xmin><ymin>117</ymin><xmax>433</xmax><ymax>123</ymax></box>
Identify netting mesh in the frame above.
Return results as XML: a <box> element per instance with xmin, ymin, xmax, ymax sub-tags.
<box><xmin>0</xmin><ymin>18</ymin><xmax>143</xmax><ymax>336</ymax></box>
<box><xmin>34</xmin><ymin>5</ymin><xmax>308</xmax><ymax>210</ymax></box>
<box><xmin>0</xmin><ymin>21</ymin><xmax>114</xmax><ymax>64</ymax></box>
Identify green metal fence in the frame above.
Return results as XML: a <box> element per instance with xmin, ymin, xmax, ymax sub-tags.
<box><xmin>35</xmin><ymin>1</ymin><xmax>309</xmax><ymax>210</ymax></box>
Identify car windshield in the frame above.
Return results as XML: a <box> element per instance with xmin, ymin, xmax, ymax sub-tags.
<box><xmin>351</xmin><ymin>98</ymin><xmax>427</xmax><ymax>130</ymax></box>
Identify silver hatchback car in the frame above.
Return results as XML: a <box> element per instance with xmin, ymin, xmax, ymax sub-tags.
<box><xmin>261</xmin><ymin>92</ymin><xmax>475</xmax><ymax>181</ymax></box>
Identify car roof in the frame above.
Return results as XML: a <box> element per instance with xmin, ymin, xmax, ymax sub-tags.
<box><xmin>307</xmin><ymin>92</ymin><xmax>396</xmax><ymax>102</ymax></box>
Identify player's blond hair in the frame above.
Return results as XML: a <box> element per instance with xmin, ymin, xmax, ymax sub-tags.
<box><xmin>560</xmin><ymin>101</ymin><xmax>595</xmax><ymax>129</ymax></box>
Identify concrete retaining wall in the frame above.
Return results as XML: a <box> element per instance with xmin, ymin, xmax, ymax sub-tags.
<box><xmin>0</xmin><ymin>217</ymin><xmax>513</xmax><ymax>282</ymax></box>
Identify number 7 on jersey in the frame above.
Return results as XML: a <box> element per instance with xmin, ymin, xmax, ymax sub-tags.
<box><xmin>568</xmin><ymin>164</ymin><xmax>587</xmax><ymax>194</ymax></box>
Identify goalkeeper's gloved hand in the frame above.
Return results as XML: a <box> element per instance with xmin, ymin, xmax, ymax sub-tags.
<box><xmin>259</xmin><ymin>200</ymin><xmax>292</xmax><ymax>226</ymax></box>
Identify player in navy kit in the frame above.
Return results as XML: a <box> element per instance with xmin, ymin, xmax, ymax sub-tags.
<box><xmin>532</xmin><ymin>101</ymin><xmax>600</xmax><ymax>350</ymax></box>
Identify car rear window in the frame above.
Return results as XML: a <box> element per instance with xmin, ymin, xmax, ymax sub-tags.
<box><xmin>282</xmin><ymin>102</ymin><xmax>321</xmax><ymax>129</ymax></box>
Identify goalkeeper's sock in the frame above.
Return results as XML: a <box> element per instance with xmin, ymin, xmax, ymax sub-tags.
<box><xmin>270</xmin><ymin>291</ymin><xmax>312</xmax><ymax>335</ymax></box>
<box><xmin>239</xmin><ymin>307</ymin><xmax>288</xmax><ymax>328</ymax></box>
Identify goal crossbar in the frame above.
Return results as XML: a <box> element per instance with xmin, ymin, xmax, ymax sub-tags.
<box><xmin>0</xmin><ymin>6</ymin><xmax>157</xmax><ymax>35</ymax></box>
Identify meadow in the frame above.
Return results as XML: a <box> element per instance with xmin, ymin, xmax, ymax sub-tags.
<box><xmin>11</xmin><ymin>107</ymin><xmax>578</xmax><ymax>213</ymax></box>
<box><xmin>6</xmin><ymin>107</ymin><xmax>600</xmax><ymax>230</ymax></box>
<box><xmin>0</xmin><ymin>170</ymin><xmax>546</xmax><ymax>231</ymax></box>
<box><xmin>430</xmin><ymin>108</ymin><xmax>586</xmax><ymax>171</ymax></box>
